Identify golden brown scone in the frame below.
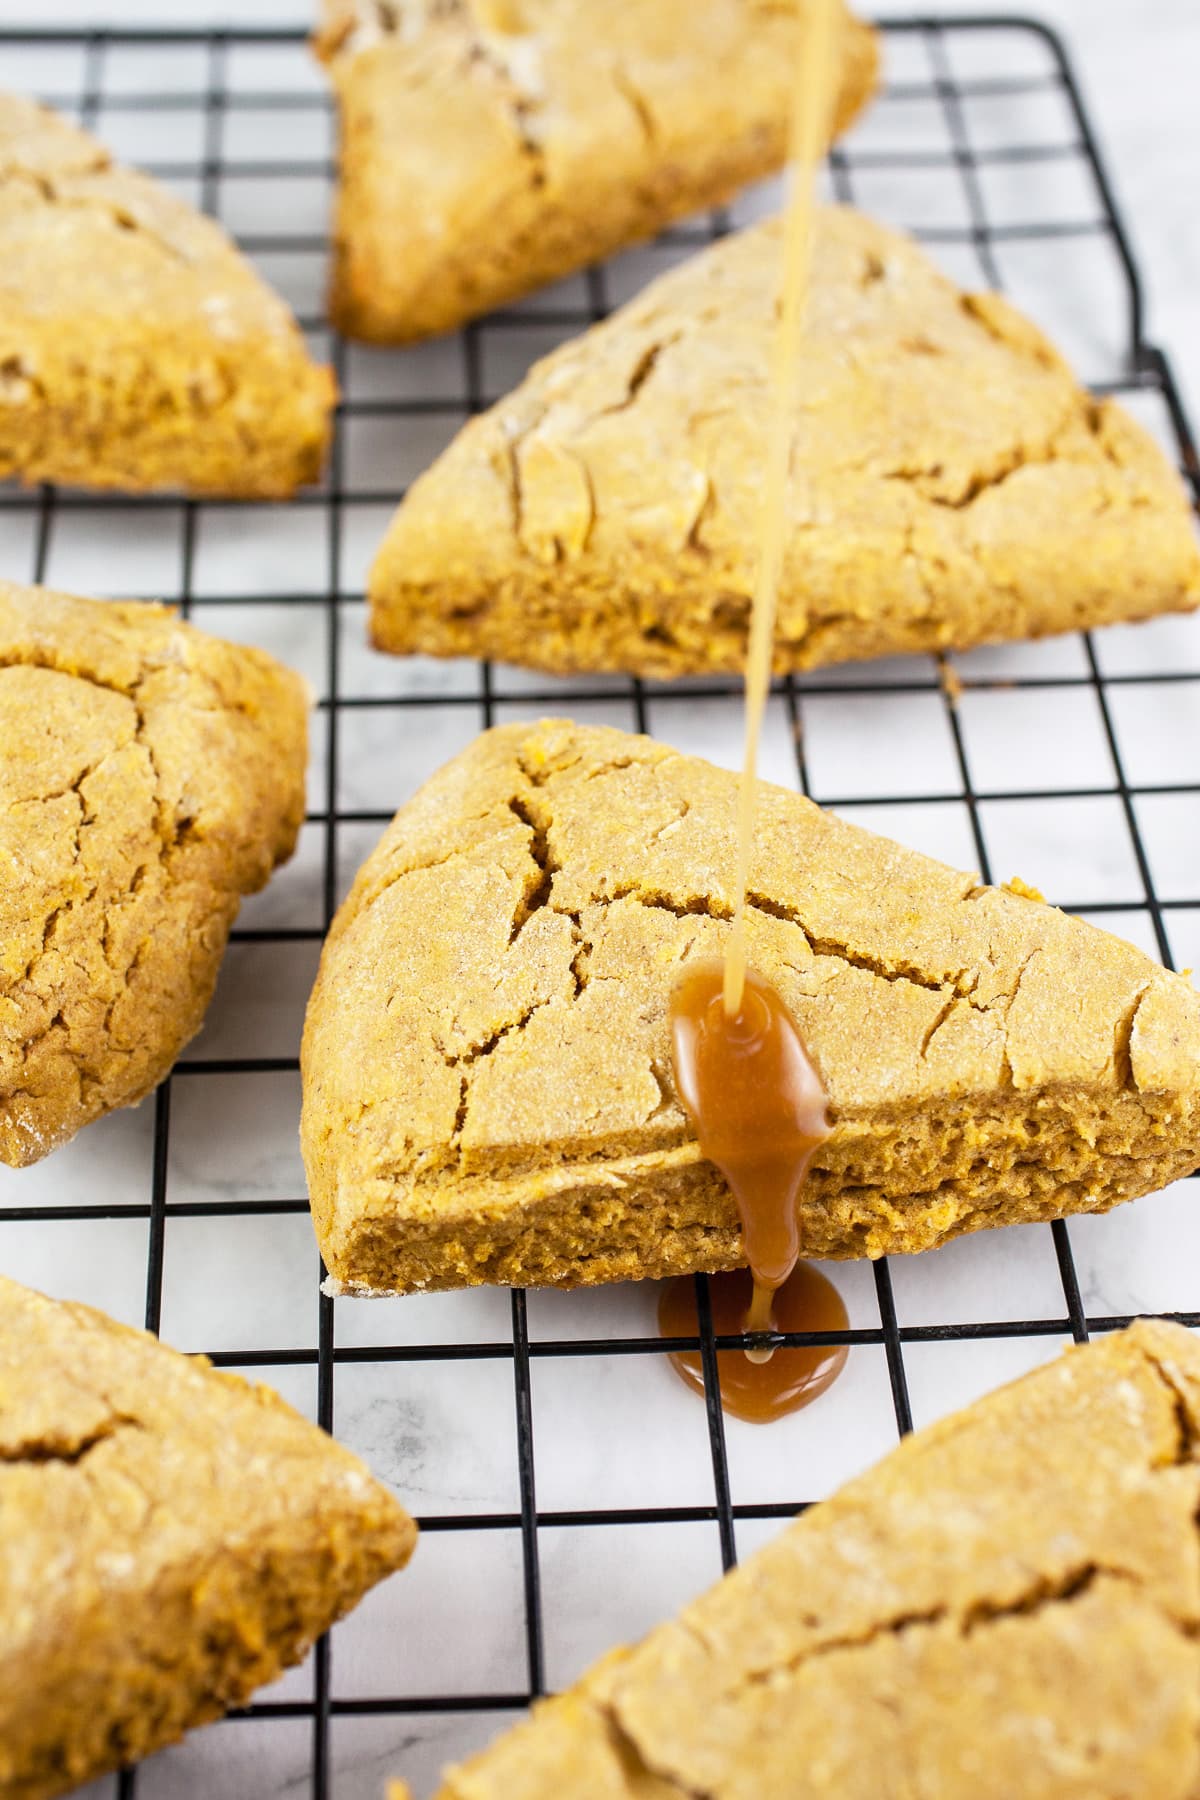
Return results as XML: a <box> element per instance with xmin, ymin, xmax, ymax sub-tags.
<box><xmin>300</xmin><ymin>719</ymin><xmax>1200</xmax><ymax>1295</ymax></box>
<box><xmin>0</xmin><ymin>93</ymin><xmax>334</xmax><ymax>497</ymax></box>
<box><xmin>369</xmin><ymin>208</ymin><xmax>1200</xmax><ymax>675</ymax></box>
<box><xmin>314</xmin><ymin>0</ymin><xmax>878</xmax><ymax>343</ymax></box>
<box><xmin>0</xmin><ymin>1274</ymin><xmax>416</xmax><ymax>1800</ymax></box>
<box><xmin>0</xmin><ymin>579</ymin><xmax>309</xmax><ymax>1167</ymax></box>
<box><xmin>426</xmin><ymin>1320</ymin><xmax>1200</xmax><ymax>1800</ymax></box>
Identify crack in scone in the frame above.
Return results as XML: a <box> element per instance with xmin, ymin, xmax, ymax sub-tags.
<box><xmin>2</xmin><ymin>164</ymin><xmax>193</xmax><ymax>266</ymax></box>
<box><xmin>489</xmin><ymin>294</ymin><xmax>1095</xmax><ymax>534</ymax></box>
<box><xmin>0</xmin><ymin>1414</ymin><xmax>143</xmax><ymax>1467</ymax></box>
<box><xmin>0</xmin><ymin>580</ymin><xmax>309</xmax><ymax>1167</ymax></box>
<box><xmin>429</xmin><ymin>1322</ymin><xmax>1200</xmax><ymax>1799</ymax></box>
<box><xmin>301</xmin><ymin>719</ymin><xmax>1200</xmax><ymax>1296</ymax></box>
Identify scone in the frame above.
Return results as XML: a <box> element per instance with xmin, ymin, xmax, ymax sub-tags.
<box><xmin>314</xmin><ymin>0</ymin><xmax>879</xmax><ymax>343</ymax></box>
<box><xmin>425</xmin><ymin>1319</ymin><xmax>1200</xmax><ymax>1799</ymax></box>
<box><xmin>369</xmin><ymin>208</ymin><xmax>1200</xmax><ymax>675</ymax></box>
<box><xmin>0</xmin><ymin>579</ymin><xmax>309</xmax><ymax>1166</ymax></box>
<box><xmin>300</xmin><ymin>719</ymin><xmax>1200</xmax><ymax>1295</ymax></box>
<box><xmin>0</xmin><ymin>93</ymin><xmax>333</xmax><ymax>497</ymax></box>
<box><xmin>0</xmin><ymin>1274</ymin><xmax>416</xmax><ymax>1800</ymax></box>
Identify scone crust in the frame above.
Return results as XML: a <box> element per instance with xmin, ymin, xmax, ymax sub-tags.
<box><xmin>0</xmin><ymin>1274</ymin><xmax>416</xmax><ymax>1800</ymax></box>
<box><xmin>369</xmin><ymin>208</ymin><xmax>1200</xmax><ymax>674</ymax></box>
<box><xmin>430</xmin><ymin>1320</ymin><xmax>1200</xmax><ymax>1799</ymax></box>
<box><xmin>315</xmin><ymin>0</ymin><xmax>878</xmax><ymax>342</ymax></box>
<box><xmin>0</xmin><ymin>93</ymin><xmax>334</xmax><ymax>497</ymax></box>
<box><xmin>0</xmin><ymin>579</ymin><xmax>310</xmax><ymax>1166</ymax></box>
<box><xmin>300</xmin><ymin>719</ymin><xmax>1200</xmax><ymax>1295</ymax></box>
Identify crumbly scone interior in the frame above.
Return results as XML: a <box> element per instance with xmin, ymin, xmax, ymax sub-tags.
<box><xmin>433</xmin><ymin>1320</ymin><xmax>1200</xmax><ymax>1798</ymax></box>
<box><xmin>302</xmin><ymin>721</ymin><xmax>1200</xmax><ymax>1291</ymax></box>
<box><xmin>0</xmin><ymin>582</ymin><xmax>308</xmax><ymax>1165</ymax></box>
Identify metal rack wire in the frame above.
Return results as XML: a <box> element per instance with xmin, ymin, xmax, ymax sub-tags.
<box><xmin>1</xmin><ymin>15</ymin><xmax>1198</xmax><ymax>1799</ymax></box>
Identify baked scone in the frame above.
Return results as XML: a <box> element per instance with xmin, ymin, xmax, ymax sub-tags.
<box><xmin>314</xmin><ymin>0</ymin><xmax>879</xmax><ymax>343</ymax></box>
<box><xmin>0</xmin><ymin>1274</ymin><xmax>416</xmax><ymax>1800</ymax></box>
<box><xmin>369</xmin><ymin>208</ymin><xmax>1200</xmax><ymax>675</ymax></box>
<box><xmin>0</xmin><ymin>93</ymin><xmax>333</xmax><ymax>497</ymax></box>
<box><xmin>425</xmin><ymin>1319</ymin><xmax>1200</xmax><ymax>1799</ymax></box>
<box><xmin>301</xmin><ymin>719</ymin><xmax>1200</xmax><ymax>1295</ymax></box>
<box><xmin>0</xmin><ymin>579</ymin><xmax>309</xmax><ymax>1167</ymax></box>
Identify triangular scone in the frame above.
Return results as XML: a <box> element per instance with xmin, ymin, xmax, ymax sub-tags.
<box><xmin>0</xmin><ymin>94</ymin><xmax>333</xmax><ymax>497</ymax></box>
<box><xmin>0</xmin><ymin>1275</ymin><xmax>416</xmax><ymax>1800</ymax></box>
<box><xmin>425</xmin><ymin>1321</ymin><xmax>1200</xmax><ymax>1799</ymax></box>
<box><xmin>301</xmin><ymin>719</ymin><xmax>1200</xmax><ymax>1295</ymax></box>
<box><xmin>0</xmin><ymin>580</ymin><xmax>309</xmax><ymax>1166</ymax></box>
<box><xmin>314</xmin><ymin>0</ymin><xmax>878</xmax><ymax>343</ymax></box>
<box><xmin>370</xmin><ymin>208</ymin><xmax>1200</xmax><ymax>675</ymax></box>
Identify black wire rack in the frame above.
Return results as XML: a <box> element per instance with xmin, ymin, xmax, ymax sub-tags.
<box><xmin>1</xmin><ymin>15</ymin><xmax>1199</xmax><ymax>1799</ymax></box>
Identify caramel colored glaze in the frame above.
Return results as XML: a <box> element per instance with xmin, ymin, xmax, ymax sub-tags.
<box><xmin>665</xmin><ymin>4</ymin><xmax>847</xmax><ymax>1420</ymax></box>
<box><xmin>668</xmin><ymin>957</ymin><xmax>846</xmax><ymax>1416</ymax></box>
<box><xmin>671</xmin><ymin>959</ymin><xmax>832</xmax><ymax>1289</ymax></box>
<box><xmin>659</xmin><ymin>1264</ymin><xmax>849</xmax><ymax>1423</ymax></box>
<box><xmin>724</xmin><ymin>0</ymin><xmax>840</xmax><ymax>1016</ymax></box>
<box><xmin>670</xmin><ymin>1</ymin><xmax>848</xmax><ymax>1421</ymax></box>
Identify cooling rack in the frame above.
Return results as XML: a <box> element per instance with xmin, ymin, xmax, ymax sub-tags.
<box><xmin>2</xmin><ymin>15</ymin><xmax>1199</xmax><ymax>1799</ymax></box>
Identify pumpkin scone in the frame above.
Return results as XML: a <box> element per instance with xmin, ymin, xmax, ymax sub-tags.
<box><xmin>314</xmin><ymin>0</ymin><xmax>878</xmax><ymax>343</ymax></box>
<box><xmin>0</xmin><ymin>579</ymin><xmax>309</xmax><ymax>1167</ymax></box>
<box><xmin>423</xmin><ymin>1319</ymin><xmax>1200</xmax><ymax>1800</ymax></box>
<box><xmin>369</xmin><ymin>208</ymin><xmax>1200</xmax><ymax>675</ymax></box>
<box><xmin>300</xmin><ymin>719</ymin><xmax>1200</xmax><ymax>1295</ymax></box>
<box><xmin>0</xmin><ymin>92</ymin><xmax>333</xmax><ymax>497</ymax></box>
<box><xmin>0</xmin><ymin>1274</ymin><xmax>416</xmax><ymax>1800</ymax></box>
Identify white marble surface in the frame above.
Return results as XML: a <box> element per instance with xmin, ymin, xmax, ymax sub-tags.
<box><xmin>2</xmin><ymin>7</ymin><xmax>1199</xmax><ymax>1800</ymax></box>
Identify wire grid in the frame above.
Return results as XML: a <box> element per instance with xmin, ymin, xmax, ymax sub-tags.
<box><xmin>1</xmin><ymin>14</ymin><xmax>1199</xmax><ymax>1798</ymax></box>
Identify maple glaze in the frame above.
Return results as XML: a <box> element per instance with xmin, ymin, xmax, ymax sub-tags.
<box><xmin>658</xmin><ymin>1263</ymin><xmax>849</xmax><ymax>1424</ymax></box>
<box><xmin>671</xmin><ymin>960</ymin><xmax>830</xmax><ymax>1290</ymax></box>
<box><xmin>724</xmin><ymin>0</ymin><xmax>840</xmax><ymax>1018</ymax></box>
<box><xmin>663</xmin><ymin>0</ymin><xmax>848</xmax><ymax>1419</ymax></box>
<box><xmin>666</xmin><ymin>961</ymin><xmax>844</xmax><ymax>1419</ymax></box>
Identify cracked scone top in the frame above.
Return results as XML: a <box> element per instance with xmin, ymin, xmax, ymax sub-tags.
<box><xmin>425</xmin><ymin>1320</ymin><xmax>1200</xmax><ymax>1798</ymax></box>
<box><xmin>300</xmin><ymin>720</ymin><xmax>1200</xmax><ymax>1295</ymax></box>
<box><xmin>314</xmin><ymin>0</ymin><xmax>878</xmax><ymax>342</ymax></box>
<box><xmin>370</xmin><ymin>207</ymin><xmax>1200</xmax><ymax>675</ymax></box>
<box><xmin>0</xmin><ymin>1274</ymin><xmax>416</xmax><ymax>1800</ymax></box>
<box><xmin>0</xmin><ymin>579</ymin><xmax>309</xmax><ymax>1167</ymax></box>
<box><xmin>0</xmin><ymin>93</ymin><xmax>334</xmax><ymax>497</ymax></box>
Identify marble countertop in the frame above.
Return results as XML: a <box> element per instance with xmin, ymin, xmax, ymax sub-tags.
<box><xmin>2</xmin><ymin>7</ymin><xmax>1198</xmax><ymax>1799</ymax></box>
